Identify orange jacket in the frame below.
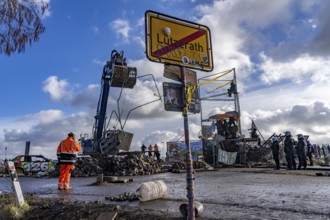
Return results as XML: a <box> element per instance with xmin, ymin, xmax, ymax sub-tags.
<box><xmin>57</xmin><ymin>136</ymin><xmax>81</xmax><ymax>164</ymax></box>
<box><xmin>154</xmin><ymin>144</ymin><xmax>159</xmax><ymax>151</ymax></box>
<box><xmin>148</xmin><ymin>145</ymin><xmax>153</xmax><ymax>151</ymax></box>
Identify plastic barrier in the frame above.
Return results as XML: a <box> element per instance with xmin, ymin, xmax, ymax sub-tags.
<box><xmin>137</xmin><ymin>180</ymin><xmax>167</xmax><ymax>201</ymax></box>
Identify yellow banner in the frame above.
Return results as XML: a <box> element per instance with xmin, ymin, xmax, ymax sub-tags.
<box><xmin>197</xmin><ymin>68</ymin><xmax>234</xmax><ymax>87</ymax></box>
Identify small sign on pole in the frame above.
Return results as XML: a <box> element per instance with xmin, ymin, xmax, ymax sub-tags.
<box><xmin>7</xmin><ymin>161</ymin><xmax>25</xmax><ymax>206</ymax></box>
<box><xmin>164</xmin><ymin>64</ymin><xmax>197</xmax><ymax>85</ymax></box>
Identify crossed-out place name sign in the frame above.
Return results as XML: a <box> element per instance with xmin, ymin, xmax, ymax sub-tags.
<box><xmin>145</xmin><ymin>10</ymin><xmax>213</xmax><ymax>72</ymax></box>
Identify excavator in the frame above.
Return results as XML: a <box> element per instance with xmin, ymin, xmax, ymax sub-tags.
<box><xmin>80</xmin><ymin>50</ymin><xmax>137</xmax><ymax>155</ymax></box>
<box><xmin>80</xmin><ymin>49</ymin><xmax>161</xmax><ymax>156</ymax></box>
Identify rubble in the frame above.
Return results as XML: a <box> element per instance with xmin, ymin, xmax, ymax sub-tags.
<box><xmin>105</xmin><ymin>192</ymin><xmax>139</xmax><ymax>201</ymax></box>
<box><xmin>52</xmin><ymin>152</ymin><xmax>214</xmax><ymax>177</ymax></box>
<box><xmin>53</xmin><ymin>152</ymin><xmax>167</xmax><ymax>177</ymax></box>
<box><xmin>171</xmin><ymin>160</ymin><xmax>214</xmax><ymax>172</ymax></box>
<box><xmin>99</xmin><ymin>152</ymin><xmax>166</xmax><ymax>176</ymax></box>
<box><xmin>72</xmin><ymin>156</ymin><xmax>102</xmax><ymax>177</ymax></box>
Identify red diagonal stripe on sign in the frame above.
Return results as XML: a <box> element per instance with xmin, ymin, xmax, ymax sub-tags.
<box><xmin>152</xmin><ymin>30</ymin><xmax>206</xmax><ymax>57</ymax></box>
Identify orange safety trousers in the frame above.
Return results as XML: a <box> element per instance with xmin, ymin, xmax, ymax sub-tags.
<box><xmin>58</xmin><ymin>164</ymin><xmax>74</xmax><ymax>189</ymax></box>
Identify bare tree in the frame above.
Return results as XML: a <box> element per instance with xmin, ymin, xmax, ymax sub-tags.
<box><xmin>0</xmin><ymin>0</ymin><xmax>48</xmax><ymax>56</ymax></box>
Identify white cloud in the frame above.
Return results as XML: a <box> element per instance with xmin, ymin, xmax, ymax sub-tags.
<box><xmin>42</xmin><ymin>76</ymin><xmax>73</xmax><ymax>101</ymax></box>
<box><xmin>2</xmin><ymin>110</ymin><xmax>93</xmax><ymax>160</ymax></box>
<box><xmin>259</xmin><ymin>52</ymin><xmax>330</xmax><ymax>84</ymax></box>
<box><xmin>109</xmin><ymin>19</ymin><xmax>132</xmax><ymax>41</ymax></box>
<box><xmin>21</xmin><ymin>110</ymin><xmax>64</xmax><ymax>124</ymax></box>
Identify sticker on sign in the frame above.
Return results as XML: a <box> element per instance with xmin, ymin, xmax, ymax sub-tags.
<box><xmin>145</xmin><ymin>10</ymin><xmax>213</xmax><ymax>72</ymax></box>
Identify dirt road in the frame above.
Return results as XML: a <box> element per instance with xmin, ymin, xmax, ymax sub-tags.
<box><xmin>1</xmin><ymin>168</ymin><xmax>330</xmax><ymax>219</ymax></box>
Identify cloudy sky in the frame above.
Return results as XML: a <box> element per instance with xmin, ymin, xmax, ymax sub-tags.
<box><xmin>1</xmin><ymin>0</ymin><xmax>330</xmax><ymax>160</ymax></box>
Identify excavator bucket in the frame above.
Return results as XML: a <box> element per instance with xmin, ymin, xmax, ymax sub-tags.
<box><xmin>111</xmin><ymin>65</ymin><xmax>137</xmax><ymax>89</ymax></box>
<box><xmin>117</xmin><ymin>131</ymin><xmax>134</xmax><ymax>151</ymax></box>
<box><xmin>99</xmin><ymin>130</ymin><xmax>133</xmax><ymax>155</ymax></box>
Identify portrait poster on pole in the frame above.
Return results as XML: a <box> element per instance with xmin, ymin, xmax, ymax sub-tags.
<box><xmin>163</xmin><ymin>82</ymin><xmax>200</xmax><ymax>113</ymax></box>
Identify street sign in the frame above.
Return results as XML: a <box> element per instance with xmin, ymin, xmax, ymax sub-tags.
<box><xmin>7</xmin><ymin>161</ymin><xmax>25</xmax><ymax>206</ymax></box>
<box><xmin>163</xmin><ymin>82</ymin><xmax>200</xmax><ymax>113</ymax></box>
<box><xmin>164</xmin><ymin>64</ymin><xmax>197</xmax><ymax>85</ymax></box>
<box><xmin>145</xmin><ymin>10</ymin><xmax>213</xmax><ymax>71</ymax></box>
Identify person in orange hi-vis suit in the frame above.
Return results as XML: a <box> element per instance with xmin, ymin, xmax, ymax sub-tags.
<box><xmin>148</xmin><ymin>144</ymin><xmax>153</xmax><ymax>157</ymax></box>
<box><xmin>57</xmin><ymin>132</ymin><xmax>81</xmax><ymax>190</ymax></box>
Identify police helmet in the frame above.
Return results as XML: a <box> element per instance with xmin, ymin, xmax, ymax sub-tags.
<box><xmin>272</xmin><ymin>136</ymin><xmax>278</xmax><ymax>143</ymax></box>
<box><xmin>297</xmin><ymin>134</ymin><xmax>304</xmax><ymax>140</ymax></box>
<box><xmin>284</xmin><ymin>131</ymin><xmax>291</xmax><ymax>136</ymax></box>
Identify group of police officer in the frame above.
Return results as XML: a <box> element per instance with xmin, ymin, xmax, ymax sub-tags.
<box><xmin>271</xmin><ymin>131</ymin><xmax>313</xmax><ymax>170</ymax></box>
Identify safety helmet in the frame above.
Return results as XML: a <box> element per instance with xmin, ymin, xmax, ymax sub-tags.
<box><xmin>272</xmin><ymin>136</ymin><xmax>278</xmax><ymax>143</ymax></box>
<box><xmin>284</xmin><ymin>131</ymin><xmax>291</xmax><ymax>136</ymax></box>
<box><xmin>68</xmin><ymin>132</ymin><xmax>75</xmax><ymax>137</ymax></box>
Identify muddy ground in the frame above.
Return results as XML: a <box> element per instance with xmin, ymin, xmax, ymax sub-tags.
<box><xmin>0</xmin><ymin>193</ymin><xmax>179</xmax><ymax>220</ymax></box>
<box><xmin>1</xmin><ymin>167</ymin><xmax>330</xmax><ymax>220</ymax></box>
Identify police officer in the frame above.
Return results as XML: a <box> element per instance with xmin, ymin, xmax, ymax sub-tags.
<box><xmin>215</xmin><ymin>120</ymin><xmax>224</xmax><ymax>136</ymax></box>
<box><xmin>222</xmin><ymin>119</ymin><xmax>229</xmax><ymax>138</ymax></box>
<box><xmin>271</xmin><ymin>136</ymin><xmax>280</xmax><ymax>170</ymax></box>
<box><xmin>284</xmin><ymin>131</ymin><xmax>296</xmax><ymax>170</ymax></box>
<box><xmin>296</xmin><ymin>134</ymin><xmax>307</xmax><ymax>170</ymax></box>
<box><xmin>141</xmin><ymin>144</ymin><xmax>147</xmax><ymax>154</ymax></box>
<box><xmin>306</xmin><ymin>141</ymin><xmax>314</xmax><ymax>166</ymax></box>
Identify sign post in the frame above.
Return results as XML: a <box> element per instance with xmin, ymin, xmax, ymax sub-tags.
<box><xmin>7</xmin><ymin>161</ymin><xmax>25</xmax><ymax>206</ymax></box>
<box><xmin>146</xmin><ymin>10</ymin><xmax>212</xmax><ymax>220</ymax></box>
<box><xmin>181</xmin><ymin>66</ymin><xmax>195</xmax><ymax>219</ymax></box>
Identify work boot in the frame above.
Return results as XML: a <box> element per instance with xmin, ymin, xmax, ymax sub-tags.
<box><xmin>58</xmin><ymin>183</ymin><xmax>64</xmax><ymax>190</ymax></box>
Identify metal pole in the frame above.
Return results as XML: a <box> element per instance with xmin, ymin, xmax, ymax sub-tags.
<box><xmin>5</xmin><ymin>147</ymin><xmax>7</xmax><ymax>160</ymax></box>
<box><xmin>181</xmin><ymin>66</ymin><xmax>195</xmax><ymax>220</ymax></box>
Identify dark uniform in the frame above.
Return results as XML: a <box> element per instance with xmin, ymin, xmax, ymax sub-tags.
<box><xmin>284</xmin><ymin>134</ymin><xmax>296</xmax><ymax>170</ymax></box>
<box><xmin>271</xmin><ymin>139</ymin><xmax>280</xmax><ymax>170</ymax></box>
<box><xmin>222</xmin><ymin>119</ymin><xmax>229</xmax><ymax>138</ymax></box>
<box><xmin>216</xmin><ymin>120</ymin><xmax>224</xmax><ymax>136</ymax></box>
<box><xmin>141</xmin><ymin>144</ymin><xmax>147</xmax><ymax>154</ymax></box>
<box><xmin>306</xmin><ymin>141</ymin><xmax>314</xmax><ymax>166</ymax></box>
<box><xmin>296</xmin><ymin>136</ymin><xmax>307</xmax><ymax>170</ymax></box>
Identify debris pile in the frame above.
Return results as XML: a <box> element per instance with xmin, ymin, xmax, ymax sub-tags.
<box><xmin>246</xmin><ymin>145</ymin><xmax>272</xmax><ymax>163</ymax></box>
<box><xmin>72</xmin><ymin>157</ymin><xmax>102</xmax><ymax>177</ymax></box>
<box><xmin>52</xmin><ymin>157</ymin><xmax>102</xmax><ymax>177</ymax></box>
<box><xmin>99</xmin><ymin>153</ymin><xmax>166</xmax><ymax>176</ymax></box>
<box><xmin>53</xmin><ymin>152</ymin><xmax>213</xmax><ymax>177</ymax></box>
<box><xmin>171</xmin><ymin>160</ymin><xmax>213</xmax><ymax>172</ymax></box>
<box><xmin>105</xmin><ymin>192</ymin><xmax>139</xmax><ymax>201</ymax></box>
